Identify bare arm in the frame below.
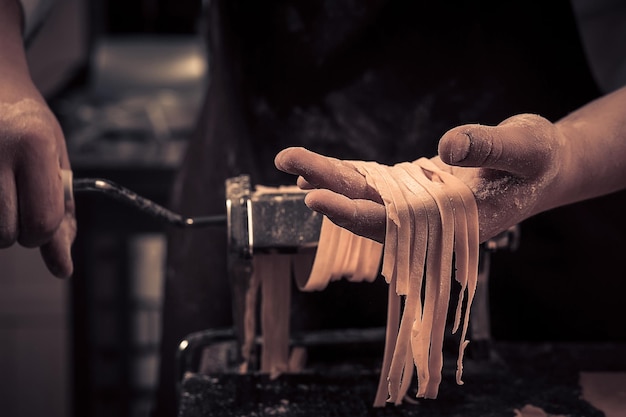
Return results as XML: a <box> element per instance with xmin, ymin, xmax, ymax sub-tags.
<box><xmin>0</xmin><ymin>0</ymin><xmax>30</xmax><ymax>87</ymax></box>
<box><xmin>0</xmin><ymin>0</ymin><xmax>75</xmax><ymax>277</ymax></box>
<box><xmin>548</xmin><ymin>86</ymin><xmax>626</xmax><ymax>210</ymax></box>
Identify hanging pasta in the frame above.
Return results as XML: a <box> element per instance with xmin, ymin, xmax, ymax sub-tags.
<box><xmin>299</xmin><ymin>158</ymin><xmax>479</xmax><ymax>406</ymax></box>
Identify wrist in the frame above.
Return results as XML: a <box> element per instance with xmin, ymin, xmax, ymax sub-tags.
<box><xmin>525</xmin><ymin>119</ymin><xmax>575</xmax><ymax>217</ymax></box>
<box><xmin>535</xmin><ymin>118</ymin><xmax>590</xmax><ymax>215</ymax></box>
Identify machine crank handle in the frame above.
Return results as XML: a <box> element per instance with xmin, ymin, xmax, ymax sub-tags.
<box><xmin>62</xmin><ymin>170</ymin><xmax>227</xmax><ymax>228</ymax></box>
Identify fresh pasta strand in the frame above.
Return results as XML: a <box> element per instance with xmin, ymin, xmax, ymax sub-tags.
<box><xmin>330</xmin><ymin>228</ymin><xmax>355</xmax><ymax>281</ymax></box>
<box><xmin>257</xmin><ymin>253</ymin><xmax>292</xmax><ymax>379</ymax></box>
<box><xmin>416</xmin><ymin>159</ymin><xmax>470</xmax><ymax>334</ymax></box>
<box><xmin>299</xmin><ymin>215</ymin><xmax>383</xmax><ymax>291</ymax></box>
<box><xmin>392</xmin><ymin>163</ymin><xmax>441</xmax><ymax>399</ymax></box>
<box><xmin>353</xmin><ymin>237</ymin><xmax>384</xmax><ymax>283</ymax></box>
<box><xmin>373</xmin><ymin>276</ymin><xmax>402</xmax><ymax>407</ymax></box>
<box><xmin>353</xmin><ymin>162</ymin><xmax>399</xmax><ymax>286</ymax></box>
<box><xmin>416</xmin><ymin>158</ymin><xmax>479</xmax><ymax>385</ymax></box>
<box><xmin>299</xmin><ymin>216</ymin><xmax>340</xmax><ymax>291</ymax></box>
<box><xmin>366</xmin><ymin>163</ymin><xmax>413</xmax><ymax>296</ymax></box>
<box><xmin>400</xmin><ymin>162</ymin><xmax>455</xmax><ymax>398</ymax></box>
<box><xmin>342</xmin><ymin>233</ymin><xmax>362</xmax><ymax>281</ymax></box>
<box><xmin>385</xmin><ymin>165</ymin><xmax>429</xmax><ymax>404</ymax></box>
<box><xmin>240</xmin><ymin>261</ymin><xmax>261</xmax><ymax>373</ymax></box>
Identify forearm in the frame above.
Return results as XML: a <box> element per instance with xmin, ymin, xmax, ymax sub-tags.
<box><xmin>537</xmin><ymin>86</ymin><xmax>626</xmax><ymax>213</ymax></box>
<box><xmin>0</xmin><ymin>0</ymin><xmax>35</xmax><ymax>99</ymax></box>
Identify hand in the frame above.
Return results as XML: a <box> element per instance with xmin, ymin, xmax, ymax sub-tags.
<box><xmin>0</xmin><ymin>94</ymin><xmax>76</xmax><ymax>278</ymax></box>
<box><xmin>275</xmin><ymin>114</ymin><xmax>565</xmax><ymax>243</ymax></box>
<box><xmin>0</xmin><ymin>0</ymin><xmax>76</xmax><ymax>277</ymax></box>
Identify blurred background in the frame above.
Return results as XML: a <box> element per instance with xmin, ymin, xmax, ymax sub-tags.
<box><xmin>0</xmin><ymin>1</ymin><xmax>625</xmax><ymax>417</ymax></box>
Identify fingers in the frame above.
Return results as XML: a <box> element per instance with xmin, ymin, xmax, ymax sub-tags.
<box><xmin>39</xmin><ymin>122</ymin><xmax>76</xmax><ymax>278</ymax></box>
<box><xmin>304</xmin><ymin>189</ymin><xmax>386</xmax><ymax>243</ymax></box>
<box><xmin>0</xmin><ymin>100</ymin><xmax>75</xmax><ymax>277</ymax></box>
<box><xmin>40</xmin><ymin>211</ymin><xmax>76</xmax><ymax>278</ymax></box>
<box><xmin>276</xmin><ymin>147</ymin><xmax>386</xmax><ymax>241</ymax></box>
<box><xmin>0</xmin><ymin>125</ymin><xmax>62</xmax><ymax>248</ymax></box>
<box><xmin>0</xmin><ymin>152</ymin><xmax>71</xmax><ymax>276</ymax></box>
<box><xmin>438</xmin><ymin>114</ymin><xmax>555</xmax><ymax>178</ymax></box>
<box><xmin>296</xmin><ymin>175</ymin><xmax>315</xmax><ymax>190</ymax></box>
<box><xmin>15</xmin><ymin>123</ymin><xmax>65</xmax><ymax>248</ymax></box>
<box><xmin>275</xmin><ymin>147</ymin><xmax>382</xmax><ymax>203</ymax></box>
<box><xmin>41</xmin><ymin>135</ymin><xmax>76</xmax><ymax>278</ymax></box>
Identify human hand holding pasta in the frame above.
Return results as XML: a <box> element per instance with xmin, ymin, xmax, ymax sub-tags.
<box><xmin>274</xmin><ymin>115</ymin><xmax>572</xmax><ymax>403</ymax></box>
<box><xmin>274</xmin><ymin>113</ymin><xmax>568</xmax><ymax>243</ymax></box>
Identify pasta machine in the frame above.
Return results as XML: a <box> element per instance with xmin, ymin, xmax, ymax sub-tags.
<box><xmin>69</xmin><ymin>171</ymin><xmax>519</xmax><ymax>378</ymax></box>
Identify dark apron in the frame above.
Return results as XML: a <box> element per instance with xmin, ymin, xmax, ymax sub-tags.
<box><xmin>154</xmin><ymin>1</ymin><xmax>612</xmax><ymax>415</ymax></box>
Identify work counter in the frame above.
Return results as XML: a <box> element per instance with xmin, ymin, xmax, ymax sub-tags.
<box><xmin>178</xmin><ymin>338</ymin><xmax>626</xmax><ymax>417</ymax></box>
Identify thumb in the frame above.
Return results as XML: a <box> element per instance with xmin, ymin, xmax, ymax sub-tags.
<box><xmin>438</xmin><ymin>116</ymin><xmax>553</xmax><ymax>177</ymax></box>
